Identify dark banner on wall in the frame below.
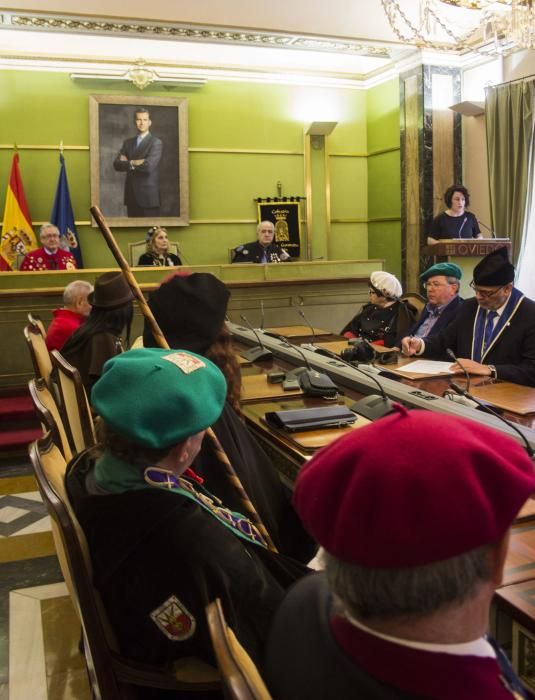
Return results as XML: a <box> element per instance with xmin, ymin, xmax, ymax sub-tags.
<box><xmin>257</xmin><ymin>198</ymin><xmax>301</xmax><ymax>258</ymax></box>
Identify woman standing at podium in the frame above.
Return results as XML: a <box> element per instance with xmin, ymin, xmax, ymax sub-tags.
<box><xmin>427</xmin><ymin>185</ymin><xmax>482</xmax><ymax>245</ymax></box>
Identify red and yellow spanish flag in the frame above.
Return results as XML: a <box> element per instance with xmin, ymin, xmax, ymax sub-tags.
<box><xmin>0</xmin><ymin>154</ymin><xmax>37</xmax><ymax>271</ymax></box>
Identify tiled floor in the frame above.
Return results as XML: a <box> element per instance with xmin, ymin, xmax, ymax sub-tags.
<box><xmin>0</xmin><ymin>457</ymin><xmax>90</xmax><ymax>699</ymax></box>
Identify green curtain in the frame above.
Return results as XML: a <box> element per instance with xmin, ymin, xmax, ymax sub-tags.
<box><xmin>485</xmin><ymin>80</ymin><xmax>535</xmax><ymax>264</ymax></box>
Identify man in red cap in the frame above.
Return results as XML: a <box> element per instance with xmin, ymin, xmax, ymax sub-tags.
<box><xmin>402</xmin><ymin>246</ymin><xmax>535</xmax><ymax>386</ymax></box>
<box><xmin>264</xmin><ymin>406</ymin><xmax>535</xmax><ymax>699</ymax></box>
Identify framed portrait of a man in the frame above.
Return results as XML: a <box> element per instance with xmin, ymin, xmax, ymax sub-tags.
<box><xmin>89</xmin><ymin>95</ymin><xmax>189</xmax><ymax>227</ymax></box>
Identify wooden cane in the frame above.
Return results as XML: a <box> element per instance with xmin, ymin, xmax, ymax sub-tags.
<box><xmin>90</xmin><ymin>205</ymin><xmax>278</xmax><ymax>552</ymax></box>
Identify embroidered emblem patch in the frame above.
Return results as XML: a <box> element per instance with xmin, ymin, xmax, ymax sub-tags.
<box><xmin>150</xmin><ymin>595</ymin><xmax>196</xmax><ymax>641</ymax></box>
<box><xmin>163</xmin><ymin>352</ymin><xmax>206</xmax><ymax>374</ymax></box>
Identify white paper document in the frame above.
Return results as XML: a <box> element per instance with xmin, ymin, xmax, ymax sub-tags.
<box><xmin>396</xmin><ymin>360</ymin><xmax>455</xmax><ymax>375</ymax></box>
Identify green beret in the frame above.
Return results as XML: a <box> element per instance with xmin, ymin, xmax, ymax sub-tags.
<box><xmin>91</xmin><ymin>348</ymin><xmax>227</xmax><ymax>449</ymax></box>
<box><xmin>420</xmin><ymin>262</ymin><xmax>462</xmax><ymax>281</ymax></box>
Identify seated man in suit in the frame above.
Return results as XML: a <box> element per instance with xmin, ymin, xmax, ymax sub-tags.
<box><xmin>232</xmin><ymin>220</ymin><xmax>290</xmax><ymax>263</ymax></box>
<box><xmin>409</xmin><ymin>262</ymin><xmax>463</xmax><ymax>339</ymax></box>
<box><xmin>264</xmin><ymin>407</ymin><xmax>534</xmax><ymax>699</ymax></box>
<box><xmin>402</xmin><ymin>247</ymin><xmax>535</xmax><ymax>386</ymax></box>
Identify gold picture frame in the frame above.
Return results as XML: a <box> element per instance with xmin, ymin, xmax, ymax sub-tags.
<box><xmin>89</xmin><ymin>95</ymin><xmax>189</xmax><ymax>227</ymax></box>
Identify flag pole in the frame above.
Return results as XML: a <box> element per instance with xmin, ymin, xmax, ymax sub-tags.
<box><xmin>89</xmin><ymin>205</ymin><xmax>277</xmax><ymax>553</ymax></box>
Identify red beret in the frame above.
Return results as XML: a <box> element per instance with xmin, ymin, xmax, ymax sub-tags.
<box><xmin>294</xmin><ymin>406</ymin><xmax>535</xmax><ymax>568</ymax></box>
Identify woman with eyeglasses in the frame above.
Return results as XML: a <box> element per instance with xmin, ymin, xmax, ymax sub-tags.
<box><xmin>341</xmin><ymin>271</ymin><xmax>418</xmax><ymax>348</ymax></box>
<box><xmin>427</xmin><ymin>185</ymin><xmax>482</xmax><ymax>245</ymax></box>
<box><xmin>137</xmin><ymin>226</ymin><xmax>182</xmax><ymax>267</ymax></box>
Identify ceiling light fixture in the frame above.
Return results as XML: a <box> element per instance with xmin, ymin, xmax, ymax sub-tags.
<box><xmin>380</xmin><ymin>0</ymin><xmax>534</xmax><ymax>54</ymax></box>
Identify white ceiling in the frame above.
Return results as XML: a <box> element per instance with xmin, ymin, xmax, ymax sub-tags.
<box><xmin>0</xmin><ymin>1</ymin><xmax>497</xmax><ymax>87</ymax></box>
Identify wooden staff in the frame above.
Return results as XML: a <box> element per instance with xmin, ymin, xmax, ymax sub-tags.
<box><xmin>90</xmin><ymin>205</ymin><xmax>278</xmax><ymax>552</ymax></box>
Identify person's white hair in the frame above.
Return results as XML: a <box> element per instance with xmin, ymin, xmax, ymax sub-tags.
<box><xmin>63</xmin><ymin>280</ymin><xmax>93</xmax><ymax>307</ymax></box>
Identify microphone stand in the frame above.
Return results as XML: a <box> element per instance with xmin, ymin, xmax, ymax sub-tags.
<box><xmin>239</xmin><ymin>315</ymin><xmax>273</xmax><ymax>362</ymax></box>
<box><xmin>449</xmin><ymin>383</ymin><xmax>534</xmax><ymax>457</ymax></box>
<box><xmin>478</xmin><ymin>220</ymin><xmax>497</xmax><ymax>239</ymax></box>
<box><xmin>447</xmin><ymin>348</ymin><xmax>471</xmax><ymax>394</ymax></box>
<box><xmin>313</xmin><ymin>347</ymin><xmax>395</xmax><ymax>420</ymax></box>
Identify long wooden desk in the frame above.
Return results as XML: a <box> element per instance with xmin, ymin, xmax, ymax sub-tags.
<box><xmin>0</xmin><ymin>260</ymin><xmax>377</xmax><ymax>389</ymax></box>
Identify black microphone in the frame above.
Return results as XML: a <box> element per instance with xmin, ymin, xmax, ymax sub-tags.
<box><xmin>239</xmin><ymin>314</ymin><xmax>273</xmax><ymax>362</ymax></box>
<box><xmin>446</xmin><ymin>348</ymin><xmax>471</xmax><ymax>394</ymax></box>
<box><xmin>313</xmin><ymin>346</ymin><xmax>395</xmax><ymax>420</ymax></box>
<box><xmin>449</xmin><ymin>383</ymin><xmax>534</xmax><ymax>457</ymax></box>
<box><xmin>478</xmin><ymin>220</ymin><xmax>497</xmax><ymax>239</ymax></box>
<box><xmin>298</xmin><ymin>308</ymin><xmax>316</xmax><ymax>348</ymax></box>
<box><xmin>265</xmin><ymin>331</ymin><xmax>338</xmax><ymax>397</ymax></box>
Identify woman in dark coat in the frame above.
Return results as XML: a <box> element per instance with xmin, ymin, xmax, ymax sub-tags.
<box><xmin>342</xmin><ymin>270</ymin><xmax>417</xmax><ymax>348</ymax></box>
<box><xmin>62</xmin><ymin>271</ymin><xmax>134</xmax><ymax>392</ymax></box>
<box><xmin>137</xmin><ymin>226</ymin><xmax>182</xmax><ymax>267</ymax></box>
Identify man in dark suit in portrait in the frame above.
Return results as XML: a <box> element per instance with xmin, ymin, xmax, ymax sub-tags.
<box><xmin>113</xmin><ymin>107</ymin><xmax>163</xmax><ymax>218</ymax></box>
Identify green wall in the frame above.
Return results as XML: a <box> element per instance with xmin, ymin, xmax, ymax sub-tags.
<box><xmin>0</xmin><ymin>70</ymin><xmax>400</xmax><ymax>268</ymax></box>
<box><xmin>366</xmin><ymin>78</ymin><xmax>401</xmax><ymax>277</ymax></box>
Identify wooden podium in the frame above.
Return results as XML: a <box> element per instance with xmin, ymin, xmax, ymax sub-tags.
<box><xmin>422</xmin><ymin>239</ymin><xmax>511</xmax><ymax>297</ymax></box>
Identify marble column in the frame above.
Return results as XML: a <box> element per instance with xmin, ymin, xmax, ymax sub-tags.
<box><xmin>399</xmin><ymin>65</ymin><xmax>462</xmax><ymax>292</ymax></box>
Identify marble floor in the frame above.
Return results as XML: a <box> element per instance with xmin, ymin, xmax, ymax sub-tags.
<box><xmin>0</xmin><ymin>455</ymin><xmax>90</xmax><ymax>699</ymax></box>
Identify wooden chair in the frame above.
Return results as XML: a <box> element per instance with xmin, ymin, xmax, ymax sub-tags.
<box><xmin>24</xmin><ymin>321</ymin><xmax>53</xmax><ymax>387</ymax></box>
<box><xmin>28</xmin><ymin>378</ymin><xmax>72</xmax><ymax>462</ymax></box>
<box><xmin>206</xmin><ymin>598</ymin><xmax>272</xmax><ymax>700</ymax></box>
<box><xmin>401</xmin><ymin>292</ymin><xmax>427</xmax><ymax>319</ymax></box>
<box><xmin>50</xmin><ymin>350</ymin><xmax>96</xmax><ymax>454</ymax></box>
<box><xmin>128</xmin><ymin>239</ymin><xmax>181</xmax><ymax>266</ymax></box>
<box><xmin>29</xmin><ymin>433</ymin><xmax>220</xmax><ymax>700</ymax></box>
<box><xmin>27</xmin><ymin>312</ymin><xmax>46</xmax><ymax>337</ymax></box>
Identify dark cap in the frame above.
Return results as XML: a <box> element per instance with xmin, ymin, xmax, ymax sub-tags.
<box><xmin>143</xmin><ymin>272</ymin><xmax>230</xmax><ymax>354</ymax></box>
<box><xmin>88</xmin><ymin>272</ymin><xmax>134</xmax><ymax>309</ymax></box>
<box><xmin>473</xmin><ymin>247</ymin><xmax>515</xmax><ymax>286</ymax></box>
<box><xmin>420</xmin><ymin>262</ymin><xmax>462</xmax><ymax>282</ymax></box>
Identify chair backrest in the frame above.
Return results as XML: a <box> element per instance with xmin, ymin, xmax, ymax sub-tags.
<box><xmin>29</xmin><ymin>433</ymin><xmax>128</xmax><ymax>699</ymax></box>
<box><xmin>24</xmin><ymin>321</ymin><xmax>53</xmax><ymax>387</ymax></box>
<box><xmin>30</xmin><ymin>433</ymin><xmax>220</xmax><ymax>699</ymax></box>
<box><xmin>128</xmin><ymin>239</ymin><xmax>180</xmax><ymax>266</ymax></box>
<box><xmin>206</xmin><ymin>598</ymin><xmax>272</xmax><ymax>700</ymax></box>
<box><xmin>27</xmin><ymin>312</ymin><xmax>47</xmax><ymax>337</ymax></box>
<box><xmin>401</xmin><ymin>292</ymin><xmax>427</xmax><ymax>319</ymax></box>
<box><xmin>28</xmin><ymin>378</ymin><xmax>72</xmax><ymax>462</ymax></box>
<box><xmin>51</xmin><ymin>350</ymin><xmax>96</xmax><ymax>454</ymax></box>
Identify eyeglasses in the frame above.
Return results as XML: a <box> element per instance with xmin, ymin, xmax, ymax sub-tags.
<box><xmin>469</xmin><ymin>281</ymin><xmax>507</xmax><ymax>299</ymax></box>
<box><xmin>423</xmin><ymin>281</ymin><xmax>450</xmax><ymax>289</ymax></box>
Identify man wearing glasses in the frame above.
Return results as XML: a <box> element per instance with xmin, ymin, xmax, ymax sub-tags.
<box><xmin>402</xmin><ymin>247</ymin><xmax>535</xmax><ymax>387</ymax></box>
<box><xmin>407</xmin><ymin>262</ymin><xmax>463</xmax><ymax>340</ymax></box>
<box><xmin>20</xmin><ymin>223</ymin><xmax>77</xmax><ymax>271</ymax></box>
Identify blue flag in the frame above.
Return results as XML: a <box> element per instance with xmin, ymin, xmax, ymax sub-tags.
<box><xmin>50</xmin><ymin>154</ymin><xmax>83</xmax><ymax>268</ymax></box>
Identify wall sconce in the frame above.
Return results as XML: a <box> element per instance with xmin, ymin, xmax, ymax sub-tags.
<box><xmin>306</xmin><ymin>121</ymin><xmax>338</xmax><ymax>149</ymax></box>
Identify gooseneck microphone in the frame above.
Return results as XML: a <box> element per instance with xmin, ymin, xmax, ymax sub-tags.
<box><xmin>298</xmin><ymin>308</ymin><xmax>316</xmax><ymax>347</ymax></box>
<box><xmin>449</xmin><ymin>383</ymin><xmax>534</xmax><ymax>457</ymax></box>
<box><xmin>313</xmin><ymin>346</ymin><xmax>394</xmax><ymax>420</ymax></box>
<box><xmin>260</xmin><ymin>300</ymin><xmax>265</xmax><ymax>330</ymax></box>
<box><xmin>447</xmin><ymin>348</ymin><xmax>471</xmax><ymax>394</ymax></box>
<box><xmin>265</xmin><ymin>331</ymin><xmax>338</xmax><ymax>397</ymax></box>
<box><xmin>478</xmin><ymin>220</ymin><xmax>497</xmax><ymax>239</ymax></box>
<box><xmin>239</xmin><ymin>314</ymin><xmax>273</xmax><ymax>362</ymax></box>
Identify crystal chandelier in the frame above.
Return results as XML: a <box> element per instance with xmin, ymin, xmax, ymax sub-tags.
<box><xmin>381</xmin><ymin>0</ymin><xmax>535</xmax><ymax>53</ymax></box>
